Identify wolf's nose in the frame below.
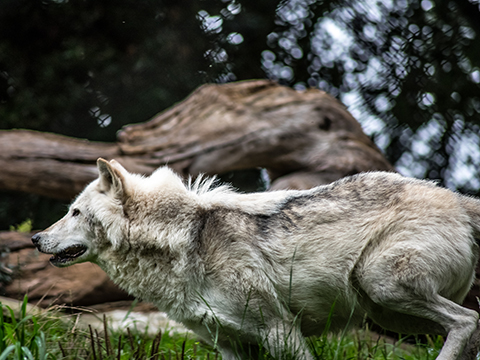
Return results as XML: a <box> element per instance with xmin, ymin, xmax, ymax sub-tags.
<box><xmin>31</xmin><ymin>233</ymin><xmax>41</xmax><ymax>246</ymax></box>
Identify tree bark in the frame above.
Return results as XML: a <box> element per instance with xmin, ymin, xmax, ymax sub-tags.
<box><xmin>0</xmin><ymin>80</ymin><xmax>393</xmax><ymax>200</ymax></box>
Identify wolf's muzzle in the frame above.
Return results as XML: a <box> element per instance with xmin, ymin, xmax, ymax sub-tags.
<box><xmin>31</xmin><ymin>233</ymin><xmax>41</xmax><ymax>247</ymax></box>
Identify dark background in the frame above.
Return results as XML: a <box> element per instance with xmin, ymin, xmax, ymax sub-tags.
<box><xmin>1</xmin><ymin>0</ymin><xmax>480</xmax><ymax>229</ymax></box>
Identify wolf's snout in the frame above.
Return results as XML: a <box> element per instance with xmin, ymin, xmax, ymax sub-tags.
<box><xmin>31</xmin><ymin>233</ymin><xmax>42</xmax><ymax>246</ymax></box>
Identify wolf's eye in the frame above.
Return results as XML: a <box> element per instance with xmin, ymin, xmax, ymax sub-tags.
<box><xmin>72</xmin><ymin>208</ymin><xmax>80</xmax><ymax>217</ymax></box>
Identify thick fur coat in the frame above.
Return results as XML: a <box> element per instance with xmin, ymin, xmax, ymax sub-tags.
<box><xmin>33</xmin><ymin>159</ymin><xmax>480</xmax><ymax>359</ymax></box>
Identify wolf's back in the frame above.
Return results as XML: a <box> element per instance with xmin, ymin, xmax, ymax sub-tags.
<box><xmin>459</xmin><ymin>194</ymin><xmax>480</xmax><ymax>240</ymax></box>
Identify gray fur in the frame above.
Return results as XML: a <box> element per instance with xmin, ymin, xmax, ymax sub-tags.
<box><xmin>32</xmin><ymin>159</ymin><xmax>480</xmax><ymax>360</ymax></box>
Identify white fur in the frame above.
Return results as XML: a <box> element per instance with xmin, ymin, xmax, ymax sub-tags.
<box><xmin>33</xmin><ymin>159</ymin><xmax>480</xmax><ymax>360</ymax></box>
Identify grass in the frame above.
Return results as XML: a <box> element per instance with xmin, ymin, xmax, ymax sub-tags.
<box><xmin>0</xmin><ymin>296</ymin><xmax>216</xmax><ymax>360</ymax></box>
<box><xmin>0</xmin><ymin>296</ymin><xmax>444</xmax><ymax>360</ymax></box>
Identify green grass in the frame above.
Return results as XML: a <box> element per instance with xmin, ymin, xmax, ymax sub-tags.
<box><xmin>0</xmin><ymin>296</ymin><xmax>443</xmax><ymax>359</ymax></box>
<box><xmin>307</xmin><ymin>327</ymin><xmax>443</xmax><ymax>360</ymax></box>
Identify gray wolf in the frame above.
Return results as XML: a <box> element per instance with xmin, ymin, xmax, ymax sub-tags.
<box><xmin>32</xmin><ymin>158</ymin><xmax>480</xmax><ymax>359</ymax></box>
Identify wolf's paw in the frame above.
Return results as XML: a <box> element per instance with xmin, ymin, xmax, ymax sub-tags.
<box><xmin>460</xmin><ymin>319</ymin><xmax>480</xmax><ymax>360</ymax></box>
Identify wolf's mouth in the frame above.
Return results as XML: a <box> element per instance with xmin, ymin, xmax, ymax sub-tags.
<box><xmin>50</xmin><ymin>245</ymin><xmax>87</xmax><ymax>265</ymax></box>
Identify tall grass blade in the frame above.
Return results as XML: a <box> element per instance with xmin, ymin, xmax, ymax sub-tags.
<box><xmin>12</xmin><ymin>315</ymin><xmax>33</xmax><ymax>344</ymax></box>
<box><xmin>15</xmin><ymin>341</ymin><xmax>21</xmax><ymax>360</ymax></box>
<box><xmin>30</xmin><ymin>316</ymin><xmax>39</xmax><ymax>347</ymax></box>
<box><xmin>127</xmin><ymin>327</ymin><xmax>135</xmax><ymax>352</ymax></box>
<box><xmin>240</xmin><ymin>289</ymin><xmax>252</xmax><ymax>330</ymax></box>
<box><xmin>0</xmin><ymin>345</ymin><xmax>15</xmax><ymax>360</ymax></box>
<box><xmin>0</xmin><ymin>303</ymin><xmax>5</xmax><ymax>352</ymax></box>
<box><xmin>21</xmin><ymin>346</ymin><xmax>34</xmax><ymax>360</ymax></box>
<box><xmin>333</xmin><ymin>304</ymin><xmax>356</xmax><ymax>360</ymax></box>
<box><xmin>196</xmin><ymin>291</ymin><xmax>223</xmax><ymax>349</ymax></box>
<box><xmin>134</xmin><ymin>336</ymin><xmax>144</xmax><ymax>360</ymax></box>
<box><xmin>58</xmin><ymin>341</ymin><xmax>66</xmax><ymax>358</ymax></box>
<box><xmin>89</xmin><ymin>324</ymin><xmax>97</xmax><ymax>360</ymax></box>
<box><xmin>34</xmin><ymin>331</ymin><xmax>47</xmax><ymax>360</ymax></box>
<box><xmin>103</xmin><ymin>314</ymin><xmax>112</xmax><ymax>357</ymax></box>
<box><xmin>180</xmin><ymin>339</ymin><xmax>186</xmax><ymax>360</ymax></box>
<box><xmin>116</xmin><ymin>335</ymin><xmax>122</xmax><ymax>360</ymax></box>
<box><xmin>20</xmin><ymin>295</ymin><xmax>28</xmax><ymax>347</ymax></box>
<box><xmin>150</xmin><ymin>330</ymin><xmax>162</xmax><ymax>360</ymax></box>
<box><xmin>288</xmin><ymin>248</ymin><xmax>297</xmax><ymax>308</ymax></box>
<box><xmin>123</xmin><ymin>299</ymin><xmax>139</xmax><ymax>323</ymax></box>
<box><xmin>95</xmin><ymin>329</ymin><xmax>104</xmax><ymax>360</ymax></box>
<box><xmin>7</xmin><ymin>307</ymin><xmax>17</xmax><ymax>333</ymax></box>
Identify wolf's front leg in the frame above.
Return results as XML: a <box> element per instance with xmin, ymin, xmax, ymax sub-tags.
<box><xmin>261</xmin><ymin>322</ymin><xmax>314</xmax><ymax>360</ymax></box>
<box><xmin>216</xmin><ymin>344</ymin><xmax>242</xmax><ymax>360</ymax></box>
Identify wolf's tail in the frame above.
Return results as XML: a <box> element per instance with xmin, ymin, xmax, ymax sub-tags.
<box><xmin>459</xmin><ymin>195</ymin><xmax>480</xmax><ymax>241</ymax></box>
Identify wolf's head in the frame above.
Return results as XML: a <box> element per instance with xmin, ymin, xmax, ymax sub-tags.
<box><xmin>31</xmin><ymin>158</ymin><xmax>130</xmax><ymax>267</ymax></box>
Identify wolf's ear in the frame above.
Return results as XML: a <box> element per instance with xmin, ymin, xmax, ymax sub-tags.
<box><xmin>97</xmin><ymin>158</ymin><xmax>127</xmax><ymax>199</ymax></box>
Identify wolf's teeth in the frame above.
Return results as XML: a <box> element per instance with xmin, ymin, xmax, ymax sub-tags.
<box><xmin>49</xmin><ymin>245</ymin><xmax>87</xmax><ymax>266</ymax></box>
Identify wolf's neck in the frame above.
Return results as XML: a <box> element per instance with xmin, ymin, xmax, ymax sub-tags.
<box><xmin>97</xmin><ymin>237</ymin><xmax>205</xmax><ymax>319</ymax></box>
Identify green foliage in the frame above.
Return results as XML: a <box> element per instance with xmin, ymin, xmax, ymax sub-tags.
<box><xmin>307</xmin><ymin>318</ymin><xmax>445</xmax><ymax>360</ymax></box>
<box><xmin>0</xmin><ymin>295</ymin><xmax>218</xmax><ymax>360</ymax></box>
<box><xmin>9</xmin><ymin>219</ymin><xmax>32</xmax><ymax>233</ymax></box>
<box><xmin>0</xmin><ymin>296</ymin><xmax>51</xmax><ymax>360</ymax></box>
<box><xmin>0</xmin><ymin>294</ymin><xmax>444</xmax><ymax>359</ymax></box>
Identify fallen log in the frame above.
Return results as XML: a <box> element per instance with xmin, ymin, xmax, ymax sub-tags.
<box><xmin>0</xmin><ymin>80</ymin><xmax>393</xmax><ymax>200</ymax></box>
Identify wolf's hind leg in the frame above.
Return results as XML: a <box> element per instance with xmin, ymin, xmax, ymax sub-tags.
<box><xmin>371</xmin><ymin>294</ymin><xmax>477</xmax><ymax>359</ymax></box>
<box><xmin>460</xmin><ymin>319</ymin><xmax>480</xmax><ymax>360</ymax></box>
<box><xmin>357</xmin><ymin>274</ymin><xmax>479</xmax><ymax>360</ymax></box>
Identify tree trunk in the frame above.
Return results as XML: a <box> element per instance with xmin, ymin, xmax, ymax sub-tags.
<box><xmin>0</xmin><ymin>80</ymin><xmax>393</xmax><ymax>200</ymax></box>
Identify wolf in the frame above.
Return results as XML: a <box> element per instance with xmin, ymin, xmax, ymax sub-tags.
<box><xmin>32</xmin><ymin>158</ymin><xmax>480</xmax><ymax>359</ymax></box>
